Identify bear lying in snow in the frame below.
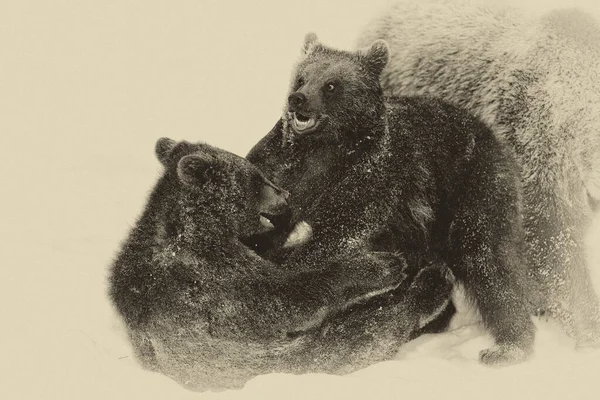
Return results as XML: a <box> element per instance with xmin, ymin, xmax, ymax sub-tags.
<box><xmin>247</xmin><ymin>33</ymin><xmax>534</xmax><ymax>365</ymax></box>
<box><xmin>357</xmin><ymin>0</ymin><xmax>600</xmax><ymax>345</ymax></box>
<box><xmin>108</xmin><ymin>138</ymin><xmax>453</xmax><ymax>391</ymax></box>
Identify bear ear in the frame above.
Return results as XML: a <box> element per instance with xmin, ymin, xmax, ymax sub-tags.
<box><xmin>177</xmin><ymin>154</ymin><xmax>225</xmax><ymax>187</ymax></box>
<box><xmin>361</xmin><ymin>39</ymin><xmax>389</xmax><ymax>77</ymax></box>
<box><xmin>302</xmin><ymin>32</ymin><xmax>319</xmax><ymax>54</ymax></box>
<box><xmin>155</xmin><ymin>137</ymin><xmax>177</xmax><ymax>165</ymax></box>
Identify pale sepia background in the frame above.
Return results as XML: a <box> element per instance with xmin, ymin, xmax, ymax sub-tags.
<box><xmin>2</xmin><ymin>0</ymin><xmax>599</xmax><ymax>399</ymax></box>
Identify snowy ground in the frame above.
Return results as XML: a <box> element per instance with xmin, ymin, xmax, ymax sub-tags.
<box><xmin>2</xmin><ymin>1</ymin><xmax>600</xmax><ymax>399</ymax></box>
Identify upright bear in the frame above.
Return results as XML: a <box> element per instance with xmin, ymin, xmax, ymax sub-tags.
<box><xmin>108</xmin><ymin>138</ymin><xmax>453</xmax><ymax>391</ymax></box>
<box><xmin>357</xmin><ymin>0</ymin><xmax>600</xmax><ymax>345</ymax></box>
<box><xmin>247</xmin><ymin>33</ymin><xmax>535</xmax><ymax>365</ymax></box>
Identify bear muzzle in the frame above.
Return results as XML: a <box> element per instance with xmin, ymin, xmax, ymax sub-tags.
<box><xmin>259</xmin><ymin>183</ymin><xmax>290</xmax><ymax>229</ymax></box>
<box><xmin>287</xmin><ymin>92</ymin><xmax>326</xmax><ymax>135</ymax></box>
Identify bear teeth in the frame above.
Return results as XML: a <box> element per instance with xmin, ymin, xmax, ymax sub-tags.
<box><xmin>296</xmin><ymin>119</ymin><xmax>309</xmax><ymax>129</ymax></box>
<box><xmin>292</xmin><ymin>113</ymin><xmax>316</xmax><ymax>132</ymax></box>
<box><xmin>259</xmin><ymin>215</ymin><xmax>274</xmax><ymax>230</ymax></box>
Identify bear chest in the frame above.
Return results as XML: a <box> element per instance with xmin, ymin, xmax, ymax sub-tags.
<box><xmin>279</xmin><ymin>147</ymin><xmax>347</xmax><ymax>216</ymax></box>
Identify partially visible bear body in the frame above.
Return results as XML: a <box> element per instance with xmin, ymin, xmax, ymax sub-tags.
<box><xmin>357</xmin><ymin>0</ymin><xmax>600</xmax><ymax>345</ymax></box>
<box><xmin>108</xmin><ymin>138</ymin><xmax>453</xmax><ymax>391</ymax></box>
<box><xmin>247</xmin><ymin>34</ymin><xmax>534</xmax><ymax>365</ymax></box>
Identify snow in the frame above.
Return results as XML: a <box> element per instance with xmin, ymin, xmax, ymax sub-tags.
<box><xmin>2</xmin><ymin>0</ymin><xmax>599</xmax><ymax>399</ymax></box>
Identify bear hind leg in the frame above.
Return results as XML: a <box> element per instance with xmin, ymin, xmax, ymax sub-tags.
<box><xmin>524</xmin><ymin>190</ymin><xmax>600</xmax><ymax>347</ymax></box>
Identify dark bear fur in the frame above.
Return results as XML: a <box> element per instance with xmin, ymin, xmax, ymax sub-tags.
<box><xmin>108</xmin><ymin>138</ymin><xmax>453</xmax><ymax>391</ymax></box>
<box><xmin>247</xmin><ymin>34</ymin><xmax>535</xmax><ymax>366</ymax></box>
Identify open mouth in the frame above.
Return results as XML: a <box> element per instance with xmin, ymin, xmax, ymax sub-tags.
<box><xmin>259</xmin><ymin>213</ymin><xmax>275</xmax><ymax>230</ymax></box>
<box><xmin>290</xmin><ymin>112</ymin><xmax>320</xmax><ymax>134</ymax></box>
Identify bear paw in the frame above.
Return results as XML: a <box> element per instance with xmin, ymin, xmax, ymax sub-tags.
<box><xmin>479</xmin><ymin>344</ymin><xmax>531</xmax><ymax>367</ymax></box>
<box><xmin>410</xmin><ymin>264</ymin><xmax>455</xmax><ymax>298</ymax></box>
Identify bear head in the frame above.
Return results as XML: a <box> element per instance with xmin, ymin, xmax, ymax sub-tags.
<box><xmin>154</xmin><ymin>137</ymin><xmax>290</xmax><ymax>241</ymax></box>
<box><xmin>283</xmin><ymin>33</ymin><xmax>390</xmax><ymax>144</ymax></box>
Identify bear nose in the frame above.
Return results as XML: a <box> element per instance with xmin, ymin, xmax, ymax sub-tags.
<box><xmin>271</xmin><ymin>184</ymin><xmax>290</xmax><ymax>201</ymax></box>
<box><xmin>288</xmin><ymin>92</ymin><xmax>307</xmax><ymax>109</ymax></box>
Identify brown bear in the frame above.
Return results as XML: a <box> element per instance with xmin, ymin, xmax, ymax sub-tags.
<box><xmin>247</xmin><ymin>33</ymin><xmax>535</xmax><ymax>366</ymax></box>
<box><xmin>357</xmin><ymin>0</ymin><xmax>600</xmax><ymax>346</ymax></box>
<box><xmin>108</xmin><ymin>137</ymin><xmax>453</xmax><ymax>391</ymax></box>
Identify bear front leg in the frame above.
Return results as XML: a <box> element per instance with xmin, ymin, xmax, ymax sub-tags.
<box><xmin>246</xmin><ymin>119</ymin><xmax>286</xmax><ymax>179</ymax></box>
<box><xmin>448</xmin><ymin>204</ymin><xmax>535</xmax><ymax>366</ymax></box>
<box><xmin>283</xmin><ymin>251</ymin><xmax>412</xmax><ymax>335</ymax></box>
<box><xmin>214</xmin><ymin>251</ymin><xmax>409</xmax><ymax>341</ymax></box>
<box><xmin>323</xmin><ymin>251</ymin><xmax>412</xmax><ymax>308</ymax></box>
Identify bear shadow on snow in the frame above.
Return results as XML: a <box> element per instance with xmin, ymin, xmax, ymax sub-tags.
<box><xmin>108</xmin><ymin>138</ymin><xmax>454</xmax><ymax>391</ymax></box>
<box><xmin>247</xmin><ymin>32</ymin><xmax>535</xmax><ymax>366</ymax></box>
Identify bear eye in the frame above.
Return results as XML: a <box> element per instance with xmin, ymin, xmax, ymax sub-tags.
<box><xmin>297</xmin><ymin>77</ymin><xmax>305</xmax><ymax>88</ymax></box>
<box><xmin>325</xmin><ymin>82</ymin><xmax>336</xmax><ymax>92</ymax></box>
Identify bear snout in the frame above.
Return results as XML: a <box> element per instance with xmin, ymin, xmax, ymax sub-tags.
<box><xmin>288</xmin><ymin>92</ymin><xmax>307</xmax><ymax>110</ymax></box>
<box><xmin>260</xmin><ymin>184</ymin><xmax>290</xmax><ymax>216</ymax></box>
